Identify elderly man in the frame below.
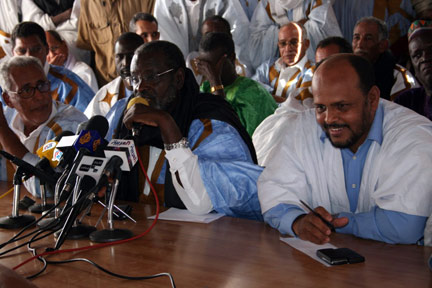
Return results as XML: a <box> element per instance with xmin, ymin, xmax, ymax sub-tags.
<box><xmin>252</xmin><ymin>22</ymin><xmax>313</xmax><ymax>104</ymax></box>
<box><xmin>254</xmin><ymin>54</ymin><xmax>432</xmax><ymax>244</ymax></box>
<box><xmin>248</xmin><ymin>0</ymin><xmax>342</xmax><ymax>70</ymax></box>
<box><xmin>129</xmin><ymin>12</ymin><xmax>160</xmax><ymax>43</ymax></box>
<box><xmin>84</xmin><ymin>32</ymin><xmax>144</xmax><ymax>118</ymax></box>
<box><xmin>196</xmin><ymin>32</ymin><xmax>277</xmax><ymax>136</ymax></box>
<box><xmin>8</xmin><ymin>21</ymin><xmax>94</xmax><ymax>114</ymax></box>
<box><xmin>0</xmin><ymin>56</ymin><xmax>87</xmax><ymax>196</ymax></box>
<box><xmin>395</xmin><ymin>20</ymin><xmax>432</xmax><ymax>120</ymax></box>
<box><xmin>105</xmin><ymin>41</ymin><xmax>262</xmax><ymax>220</ymax></box>
<box><xmin>352</xmin><ymin>16</ymin><xmax>417</xmax><ymax>100</ymax></box>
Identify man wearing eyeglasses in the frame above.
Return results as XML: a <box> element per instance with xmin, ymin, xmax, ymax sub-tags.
<box><xmin>84</xmin><ymin>32</ymin><xmax>144</xmax><ymax>118</ymax></box>
<box><xmin>0</xmin><ymin>56</ymin><xmax>87</xmax><ymax>196</ymax></box>
<box><xmin>104</xmin><ymin>41</ymin><xmax>263</xmax><ymax>221</ymax></box>
<box><xmin>1</xmin><ymin>21</ymin><xmax>94</xmax><ymax>123</ymax></box>
<box><xmin>252</xmin><ymin>22</ymin><xmax>314</xmax><ymax>104</ymax></box>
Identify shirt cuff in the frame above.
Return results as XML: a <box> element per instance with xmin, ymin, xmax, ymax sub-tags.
<box><xmin>164</xmin><ymin>147</ymin><xmax>195</xmax><ymax>170</ymax></box>
<box><xmin>263</xmin><ymin>204</ymin><xmax>306</xmax><ymax>236</ymax></box>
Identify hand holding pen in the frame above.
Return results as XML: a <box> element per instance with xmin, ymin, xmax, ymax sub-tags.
<box><xmin>292</xmin><ymin>200</ymin><xmax>349</xmax><ymax>244</ymax></box>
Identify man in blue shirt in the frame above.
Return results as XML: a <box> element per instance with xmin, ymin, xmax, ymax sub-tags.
<box><xmin>254</xmin><ymin>54</ymin><xmax>432</xmax><ymax>244</ymax></box>
<box><xmin>7</xmin><ymin>21</ymin><xmax>94</xmax><ymax>113</ymax></box>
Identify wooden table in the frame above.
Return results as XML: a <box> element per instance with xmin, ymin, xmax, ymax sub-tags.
<box><xmin>0</xmin><ymin>182</ymin><xmax>430</xmax><ymax>288</ymax></box>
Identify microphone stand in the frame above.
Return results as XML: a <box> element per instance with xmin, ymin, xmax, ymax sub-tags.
<box><xmin>90</xmin><ymin>167</ymin><xmax>133</xmax><ymax>243</ymax></box>
<box><xmin>28</xmin><ymin>179</ymin><xmax>55</xmax><ymax>214</ymax></box>
<box><xmin>54</xmin><ymin>176</ymin><xmax>96</xmax><ymax>241</ymax></box>
<box><xmin>0</xmin><ymin>167</ymin><xmax>35</xmax><ymax>229</ymax></box>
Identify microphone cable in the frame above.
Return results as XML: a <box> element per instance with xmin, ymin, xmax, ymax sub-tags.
<box><xmin>12</xmin><ymin>144</ymin><xmax>175</xmax><ymax>287</ymax></box>
<box><xmin>0</xmin><ymin>187</ymin><xmax>13</xmax><ymax>200</ymax></box>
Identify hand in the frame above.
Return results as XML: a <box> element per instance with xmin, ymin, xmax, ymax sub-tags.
<box><xmin>123</xmin><ymin>103</ymin><xmax>183</xmax><ymax>144</ymax></box>
<box><xmin>47</xmin><ymin>53</ymin><xmax>66</xmax><ymax>66</ymax></box>
<box><xmin>51</xmin><ymin>8</ymin><xmax>72</xmax><ymax>26</ymax></box>
<box><xmin>194</xmin><ymin>54</ymin><xmax>226</xmax><ymax>87</ymax></box>
<box><xmin>292</xmin><ymin>206</ymin><xmax>349</xmax><ymax>244</ymax></box>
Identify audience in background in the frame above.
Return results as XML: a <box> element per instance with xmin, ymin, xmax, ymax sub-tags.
<box><xmin>46</xmin><ymin>30</ymin><xmax>98</xmax><ymax>92</ymax></box>
<box><xmin>252</xmin><ymin>23</ymin><xmax>313</xmax><ymax>104</ymax></box>
<box><xmin>352</xmin><ymin>16</ymin><xmax>417</xmax><ymax>100</ymax></box>
<box><xmin>196</xmin><ymin>32</ymin><xmax>277</xmax><ymax>136</ymax></box>
<box><xmin>85</xmin><ymin>32</ymin><xmax>143</xmax><ymax>118</ymax></box>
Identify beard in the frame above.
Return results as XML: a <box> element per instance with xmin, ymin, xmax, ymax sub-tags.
<box><xmin>134</xmin><ymin>86</ymin><xmax>177</xmax><ymax>111</ymax></box>
<box><xmin>323</xmin><ymin>101</ymin><xmax>373</xmax><ymax>150</ymax></box>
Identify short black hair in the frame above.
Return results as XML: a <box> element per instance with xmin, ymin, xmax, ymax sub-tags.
<box><xmin>129</xmin><ymin>12</ymin><xmax>158</xmax><ymax>32</ymax></box>
<box><xmin>199</xmin><ymin>32</ymin><xmax>234</xmax><ymax>56</ymax></box>
<box><xmin>12</xmin><ymin>22</ymin><xmax>47</xmax><ymax>49</ymax></box>
<box><xmin>202</xmin><ymin>15</ymin><xmax>231</xmax><ymax>35</ymax></box>
<box><xmin>316</xmin><ymin>36</ymin><xmax>353</xmax><ymax>53</ymax></box>
<box><xmin>344</xmin><ymin>54</ymin><xmax>375</xmax><ymax>95</ymax></box>
<box><xmin>135</xmin><ymin>40</ymin><xmax>185</xmax><ymax>70</ymax></box>
<box><xmin>116</xmin><ymin>32</ymin><xmax>144</xmax><ymax>47</ymax></box>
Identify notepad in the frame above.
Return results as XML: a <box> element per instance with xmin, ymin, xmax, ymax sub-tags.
<box><xmin>148</xmin><ymin>207</ymin><xmax>224</xmax><ymax>223</ymax></box>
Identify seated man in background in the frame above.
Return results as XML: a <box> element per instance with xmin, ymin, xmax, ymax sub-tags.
<box><xmin>315</xmin><ymin>36</ymin><xmax>353</xmax><ymax>64</ymax></box>
<box><xmin>252</xmin><ymin>22</ymin><xmax>313</xmax><ymax>104</ymax></box>
<box><xmin>196</xmin><ymin>32</ymin><xmax>277</xmax><ymax>136</ymax></box>
<box><xmin>6</xmin><ymin>21</ymin><xmax>94</xmax><ymax>116</ymax></box>
<box><xmin>187</xmin><ymin>15</ymin><xmax>253</xmax><ymax>83</ymax></box>
<box><xmin>255</xmin><ymin>54</ymin><xmax>432</xmax><ymax>244</ymax></box>
<box><xmin>46</xmin><ymin>30</ymin><xmax>98</xmax><ymax>93</ymax></box>
<box><xmin>395</xmin><ymin>20</ymin><xmax>432</xmax><ymax>120</ymax></box>
<box><xmin>0</xmin><ymin>56</ymin><xmax>87</xmax><ymax>196</ymax></box>
<box><xmin>276</xmin><ymin>35</ymin><xmax>353</xmax><ymax>112</ymax></box>
<box><xmin>352</xmin><ymin>16</ymin><xmax>417</xmax><ymax>100</ymax></box>
<box><xmin>84</xmin><ymin>32</ymin><xmax>143</xmax><ymax>118</ymax></box>
<box><xmin>129</xmin><ymin>12</ymin><xmax>160</xmax><ymax>43</ymax></box>
<box><xmin>106</xmin><ymin>41</ymin><xmax>263</xmax><ymax>220</ymax></box>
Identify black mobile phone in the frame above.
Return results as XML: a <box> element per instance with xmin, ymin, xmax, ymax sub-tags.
<box><xmin>316</xmin><ymin>248</ymin><xmax>365</xmax><ymax>265</ymax></box>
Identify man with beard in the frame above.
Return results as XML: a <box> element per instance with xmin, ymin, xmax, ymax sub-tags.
<box><xmin>254</xmin><ymin>54</ymin><xmax>432</xmax><ymax>244</ymax></box>
<box><xmin>105</xmin><ymin>41</ymin><xmax>262</xmax><ymax>220</ymax></box>
<box><xmin>84</xmin><ymin>33</ymin><xmax>143</xmax><ymax>118</ymax></box>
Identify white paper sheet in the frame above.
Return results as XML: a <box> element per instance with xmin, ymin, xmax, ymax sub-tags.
<box><xmin>148</xmin><ymin>208</ymin><xmax>225</xmax><ymax>223</ymax></box>
<box><xmin>280</xmin><ymin>237</ymin><xmax>337</xmax><ymax>267</ymax></box>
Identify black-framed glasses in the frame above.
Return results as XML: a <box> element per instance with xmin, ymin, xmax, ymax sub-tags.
<box><xmin>131</xmin><ymin>68</ymin><xmax>175</xmax><ymax>88</ymax></box>
<box><xmin>8</xmin><ymin>80</ymin><xmax>51</xmax><ymax>99</ymax></box>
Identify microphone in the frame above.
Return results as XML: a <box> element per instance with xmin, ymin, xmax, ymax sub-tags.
<box><xmin>0</xmin><ymin>150</ymin><xmax>56</xmax><ymax>185</ymax></box>
<box><xmin>57</xmin><ymin>115</ymin><xmax>109</xmax><ymax>198</ymax></box>
<box><xmin>35</xmin><ymin>131</ymin><xmax>74</xmax><ymax>169</ymax></box>
<box><xmin>126</xmin><ymin>97</ymin><xmax>149</xmax><ymax>137</ymax></box>
<box><xmin>104</xmin><ymin>139</ymin><xmax>138</xmax><ymax>171</ymax></box>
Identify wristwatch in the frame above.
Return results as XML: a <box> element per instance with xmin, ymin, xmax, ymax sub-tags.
<box><xmin>164</xmin><ymin>137</ymin><xmax>189</xmax><ymax>151</ymax></box>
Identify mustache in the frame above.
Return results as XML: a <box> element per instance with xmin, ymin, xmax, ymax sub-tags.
<box><xmin>323</xmin><ymin>123</ymin><xmax>349</xmax><ymax>129</ymax></box>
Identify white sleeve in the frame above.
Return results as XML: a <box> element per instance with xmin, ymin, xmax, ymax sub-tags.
<box><xmin>165</xmin><ymin>147</ymin><xmax>213</xmax><ymax>215</ymax></box>
<box><xmin>21</xmin><ymin>0</ymin><xmax>56</xmax><ymax>30</ymax></box>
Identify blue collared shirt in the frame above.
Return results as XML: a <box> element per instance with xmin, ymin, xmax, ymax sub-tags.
<box><xmin>264</xmin><ymin>103</ymin><xmax>427</xmax><ymax>244</ymax></box>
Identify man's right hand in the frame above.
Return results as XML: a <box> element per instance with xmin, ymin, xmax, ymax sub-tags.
<box><xmin>292</xmin><ymin>206</ymin><xmax>349</xmax><ymax>244</ymax></box>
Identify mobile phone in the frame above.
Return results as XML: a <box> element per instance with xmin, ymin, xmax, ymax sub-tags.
<box><xmin>316</xmin><ymin>248</ymin><xmax>365</xmax><ymax>265</ymax></box>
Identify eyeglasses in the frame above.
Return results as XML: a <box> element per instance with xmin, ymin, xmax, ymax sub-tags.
<box><xmin>8</xmin><ymin>80</ymin><xmax>51</xmax><ymax>99</ymax></box>
<box><xmin>131</xmin><ymin>68</ymin><xmax>175</xmax><ymax>87</ymax></box>
<box><xmin>278</xmin><ymin>39</ymin><xmax>301</xmax><ymax>48</ymax></box>
<box><xmin>14</xmin><ymin>45</ymin><xmax>44</xmax><ymax>55</ymax></box>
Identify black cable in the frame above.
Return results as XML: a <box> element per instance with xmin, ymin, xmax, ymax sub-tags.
<box><xmin>25</xmin><ymin>256</ymin><xmax>47</xmax><ymax>280</ymax></box>
<box><xmin>46</xmin><ymin>258</ymin><xmax>176</xmax><ymax>287</ymax></box>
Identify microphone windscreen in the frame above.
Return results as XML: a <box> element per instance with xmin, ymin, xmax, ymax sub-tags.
<box><xmin>126</xmin><ymin>97</ymin><xmax>149</xmax><ymax>110</ymax></box>
<box><xmin>55</xmin><ymin>130</ymin><xmax>74</xmax><ymax>142</ymax></box>
<box><xmin>83</xmin><ymin>115</ymin><xmax>109</xmax><ymax>139</ymax></box>
<box><xmin>36</xmin><ymin>140</ymin><xmax>60</xmax><ymax>168</ymax></box>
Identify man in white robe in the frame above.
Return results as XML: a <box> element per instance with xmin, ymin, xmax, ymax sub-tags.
<box><xmin>248</xmin><ymin>0</ymin><xmax>342</xmax><ymax>70</ymax></box>
<box><xmin>254</xmin><ymin>54</ymin><xmax>432</xmax><ymax>244</ymax></box>
<box><xmin>252</xmin><ymin>22</ymin><xmax>313</xmax><ymax>103</ymax></box>
<box><xmin>0</xmin><ymin>56</ymin><xmax>87</xmax><ymax>197</ymax></box>
<box><xmin>0</xmin><ymin>0</ymin><xmax>20</xmax><ymax>63</ymax></box>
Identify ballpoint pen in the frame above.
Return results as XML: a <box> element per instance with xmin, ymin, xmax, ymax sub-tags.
<box><xmin>300</xmin><ymin>200</ymin><xmax>336</xmax><ymax>232</ymax></box>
